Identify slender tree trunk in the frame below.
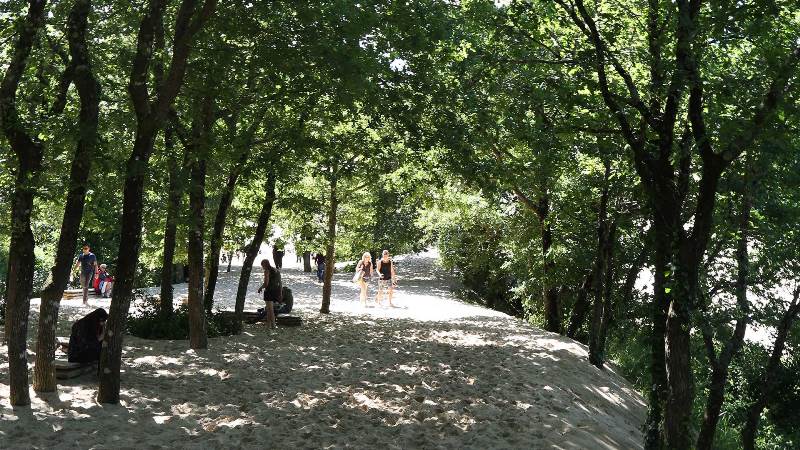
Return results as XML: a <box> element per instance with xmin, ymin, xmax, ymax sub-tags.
<box><xmin>187</xmin><ymin>153</ymin><xmax>207</xmax><ymax>349</ymax></box>
<box><xmin>1</xmin><ymin>0</ymin><xmax>49</xmax><ymax>406</ymax></box>
<box><xmin>226</xmin><ymin>251</ymin><xmax>234</xmax><ymax>272</ymax></box>
<box><xmin>320</xmin><ymin>175</ymin><xmax>338</xmax><ymax>314</ymax></box>
<box><xmin>597</xmin><ymin>223</ymin><xmax>616</xmax><ymax>361</ymax></box>
<box><xmin>34</xmin><ymin>0</ymin><xmax>100</xmax><ymax>393</ymax></box>
<box><xmin>589</xmin><ymin>162</ymin><xmax>611</xmax><ymax>368</ymax></box>
<box><xmin>98</xmin><ymin>130</ymin><xmax>156</xmax><ymax>403</ymax></box>
<box><xmin>204</xmin><ymin>148</ymin><xmax>249</xmax><ymax>312</ymax></box>
<box><xmin>302</xmin><ymin>251</ymin><xmax>312</xmax><ymax>272</ymax></box>
<box><xmin>540</xmin><ymin>201</ymin><xmax>560</xmax><ymax>333</ymax></box>
<box><xmin>741</xmin><ymin>287</ymin><xmax>800</xmax><ymax>450</ymax></box>
<box><xmin>159</xmin><ymin>126</ymin><xmax>180</xmax><ymax>317</ymax></box>
<box><xmin>566</xmin><ymin>272</ymin><xmax>593</xmax><ymax>339</ymax></box>
<box><xmin>644</xmin><ymin>220</ymin><xmax>672</xmax><ymax>450</ymax></box>
<box><xmin>233</xmin><ymin>170</ymin><xmax>276</xmax><ymax>330</ymax></box>
<box><xmin>696</xmin><ymin>162</ymin><xmax>754</xmax><ymax>449</ymax></box>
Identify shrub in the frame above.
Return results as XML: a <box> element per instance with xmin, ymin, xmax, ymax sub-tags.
<box><xmin>126</xmin><ymin>293</ymin><xmax>238</xmax><ymax>340</ymax></box>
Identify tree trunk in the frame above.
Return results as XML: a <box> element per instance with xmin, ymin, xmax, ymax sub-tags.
<box><xmin>1</xmin><ymin>0</ymin><xmax>49</xmax><ymax>406</ymax></box>
<box><xmin>204</xmin><ymin>148</ymin><xmax>249</xmax><ymax>312</ymax></box>
<box><xmin>644</xmin><ymin>221</ymin><xmax>672</xmax><ymax>450</ymax></box>
<box><xmin>98</xmin><ymin>130</ymin><xmax>156</xmax><ymax>404</ymax></box>
<box><xmin>33</xmin><ymin>0</ymin><xmax>100</xmax><ymax>393</ymax></box>
<box><xmin>226</xmin><ymin>251</ymin><xmax>234</xmax><ymax>272</ymax></box>
<box><xmin>233</xmin><ymin>170</ymin><xmax>276</xmax><ymax>331</ymax></box>
<box><xmin>540</xmin><ymin>205</ymin><xmax>560</xmax><ymax>333</ymax></box>
<box><xmin>696</xmin><ymin>161</ymin><xmax>754</xmax><ymax>449</ymax></box>
<box><xmin>159</xmin><ymin>125</ymin><xmax>180</xmax><ymax>317</ymax></box>
<box><xmin>597</xmin><ymin>223</ymin><xmax>616</xmax><ymax>363</ymax></box>
<box><xmin>589</xmin><ymin>162</ymin><xmax>611</xmax><ymax>368</ymax></box>
<box><xmin>566</xmin><ymin>272</ymin><xmax>593</xmax><ymax>339</ymax></box>
<box><xmin>741</xmin><ymin>288</ymin><xmax>800</xmax><ymax>450</ymax></box>
<box><xmin>302</xmin><ymin>251</ymin><xmax>312</xmax><ymax>272</ymax></box>
<box><xmin>320</xmin><ymin>175</ymin><xmax>339</xmax><ymax>314</ymax></box>
<box><xmin>187</xmin><ymin>154</ymin><xmax>207</xmax><ymax>349</ymax></box>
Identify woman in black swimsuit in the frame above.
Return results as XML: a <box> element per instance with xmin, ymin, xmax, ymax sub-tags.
<box><xmin>376</xmin><ymin>250</ymin><xmax>397</xmax><ymax>307</ymax></box>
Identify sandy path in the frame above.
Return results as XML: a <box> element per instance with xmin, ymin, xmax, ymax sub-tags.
<box><xmin>1</xmin><ymin>251</ymin><xmax>646</xmax><ymax>449</ymax></box>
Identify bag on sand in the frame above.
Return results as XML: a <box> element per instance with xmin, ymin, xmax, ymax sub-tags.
<box><xmin>352</xmin><ymin>269</ymin><xmax>363</xmax><ymax>283</ymax></box>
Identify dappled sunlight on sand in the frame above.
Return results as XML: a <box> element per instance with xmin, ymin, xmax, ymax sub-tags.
<box><xmin>2</xmin><ymin>251</ymin><xmax>646</xmax><ymax>448</ymax></box>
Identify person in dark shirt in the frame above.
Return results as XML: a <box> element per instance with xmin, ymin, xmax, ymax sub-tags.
<box><xmin>73</xmin><ymin>245</ymin><xmax>98</xmax><ymax>305</ymax></box>
<box><xmin>315</xmin><ymin>251</ymin><xmax>326</xmax><ymax>283</ymax></box>
<box><xmin>257</xmin><ymin>259</ymin><xmax>281</xmax><ymax>328</ymax></box>
<box><xmin>376</xmin><ymin>249</ymin><xmax>397</xmax><ymax>307</ymax></box>
<box><xmin>68</xmin><ymin>308</ymin><xmax>107</xmax><ymax>363</ymax></box>
<box><xmin>272</xmin><ymin>239</ymin><xmax>286</xmax><ymax>270</ymax></box>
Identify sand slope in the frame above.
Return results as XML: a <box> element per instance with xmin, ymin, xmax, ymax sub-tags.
<box><xmin>1</xmin><ymin>252</ymin><xmax>645</xmax><ymax>449</ymax></box>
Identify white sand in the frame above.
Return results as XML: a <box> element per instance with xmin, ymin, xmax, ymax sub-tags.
<box><xmin>1</xmin><ymin>251</ymin><xmax>646</xmax><ymax>449</ymax></box>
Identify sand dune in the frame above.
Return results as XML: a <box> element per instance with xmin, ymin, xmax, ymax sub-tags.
<box><xmin>1</xmin><ymin>251</ymin><xmax>645</xmax><ymax>449</ymax></box>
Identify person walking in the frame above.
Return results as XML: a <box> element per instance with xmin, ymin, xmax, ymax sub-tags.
<box><xmin>355</xmin><ymin>252</ymin><xmax>373</xmax><ymax>307</ymax></box>
<box><xmin>272</xmin><ymin>239</ymin><xmax>286</xmax><ymax>270</ymax></box>
<box><xmin>315</xmin><ymin>251</ymin><xmax>326</xmax><ymax>283</ymax></box>
<box><xmin>376</xmin><ymin>250</ymin><xmax>397</xmax><ymax>307</ymax></box>
<box><xmin>73</xmin><ymin>244</ymin><xmax>98</xmax><ymax>305</ymax></box>
<box><xmin>257</xmin><ymin>259</ymin><xmax>281</xmax><ymax>328</ymax></box>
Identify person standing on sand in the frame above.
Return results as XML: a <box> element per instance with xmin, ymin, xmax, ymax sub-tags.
<box><xmin>272</xmin><ymin>239</ymin><xmax>286</xmax><ymax>270</ymax></box>
<box><xmin>72</xmin><ymin>244</ymin><xmax>98</xmax><ymax>305</ymax></box>
<box><xmin>315</xmin><ymin>251</ymin><xmax>326</xmax><ymax>283</ymax></box>
<box><xmin>375</xmin><ymin>250</ymin><xmax>397</xmax><ymax>307</ymax></box>
<box><xmin>355</xmin><ymin>252</ymin><xmax>373</xmax><ymax>307</ymax></box>
<box><xmin>257</xmin><ymin>259</ymin><xmax>281</xmax><ymax>328</ymax></box>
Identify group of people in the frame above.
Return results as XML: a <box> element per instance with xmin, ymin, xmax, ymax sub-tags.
<box><xmin>73</xmin><ymin>244</ymin><xmax>114</xmax><ymax>304</ymax></box>
<box><xmin>354</xmin><ymin>250</ymin><xmax>397</xmax><ymax>307</ymax></box>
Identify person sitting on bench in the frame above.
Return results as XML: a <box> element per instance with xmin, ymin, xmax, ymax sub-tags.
<box><xmin>97</xmin><ymin>264</ymin><xmax>114</xmax><ymax>298</ymax></box>
<box><xmin>68</xmin><ymin>308</ymin><xmax>108</xmax><ymax>363</ymax></box>
<box><xmin>274</xmin><ymin>287</ymin><xmax>293</xmax><ymax>315</ymax></box>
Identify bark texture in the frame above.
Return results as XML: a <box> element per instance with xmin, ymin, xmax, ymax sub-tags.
<box><xmin>320</xmin><ymin>175</ymin><xmax>339</xmax><ymax>314</ymax></box>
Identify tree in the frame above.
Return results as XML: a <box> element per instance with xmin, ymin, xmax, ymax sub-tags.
<box><xmin>98</xmin><ymin>0</ymin><xmax>217</xmax><ymax>404</ymax></box>
<box><xmin>33</xmin><ymin>0</ymin><xmax>101</xmax><ymax>393</ymax></box>
<box><xmin>1</xmin><ymin>0</ymin><xmax>50</xmax><ymax>406</ymax></box>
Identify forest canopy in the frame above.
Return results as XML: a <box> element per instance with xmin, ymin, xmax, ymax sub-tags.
<box><xmin>1</xmin><ymin>0</ymin><xmax>799</xmax><ymax>448</ymax></box>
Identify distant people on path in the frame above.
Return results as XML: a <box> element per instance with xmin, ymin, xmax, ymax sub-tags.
<box><xmin>257</xmin><ymin>259</ymin><xmax>281</xmax><ymax>328</ymax></box>
<box><xmin>272</xmin><ymin>239</ymin><xmax>286</xmax><ymax>270</ymax></box>
<box><xmin>73</xmin><ymin>244</ymin><xmax>98</xmax><ymax>305</ymax></box>
<box><xmin>97</xmin><ymin>264</ymin><xmax>114</xmax><ymax>298</ymax></box>
<box><xmin>376</xmin><ymin>250</ymin><xmax>397</xmax><ymax>307</ymax></box>
<box><xmin>315</xmin><ymin>251</ymin><xmax>326</xmax><ymax>283</ymax></box>
<box><xmin>355</xmin><ymin>252</ymin><xmax>373</xmax><ymax>307</ymax></box>
<box><xmin>68</xmin><ymin>308</ymin><xmax>107</xmax><ymax>363</ymax></box>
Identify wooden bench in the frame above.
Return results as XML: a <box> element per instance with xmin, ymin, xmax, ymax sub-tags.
<box><xmin>222</xmin><ymin>311</ymin><xmax>303</xmax><ymax>327</ymax></box>
<box><xmin>62</xmin><ymin>289</ymin><xmax>100</xmax><ymax>301</ymax></box>
<box><xmin>55</xmin><ymin>359</ymin><xmax>96</xmax><ymax>379</ymax></box>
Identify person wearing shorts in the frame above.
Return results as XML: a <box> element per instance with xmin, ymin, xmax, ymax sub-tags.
<box><xmin>376</xmin><ymin>250</ymin><xmax>397</xmax><ymax>307</ymax></box>
<box><xmin>257</xmin><ymin>259</ymin><xmax>281</xmax><ymax>328</ymax></box>
<box><xmin>73</xmin><ymin>245</ymin><xmax>97</xmax><ymax>305</ymax></box>
<box><xmin>356</xmin><ymin>252</ymin><xmax>373</xmax><ymax>307</ymax></box>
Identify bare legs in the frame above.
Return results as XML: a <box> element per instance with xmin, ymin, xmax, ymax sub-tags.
<box><xmin>376</xmin><ymin>281</ymin><xmax>395</xmax><ymax>307</ymax></box>
<box><xmin>359</xmin><ymin>279</ymin><xmax>369</xmax><ymax>306</ymax></box>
